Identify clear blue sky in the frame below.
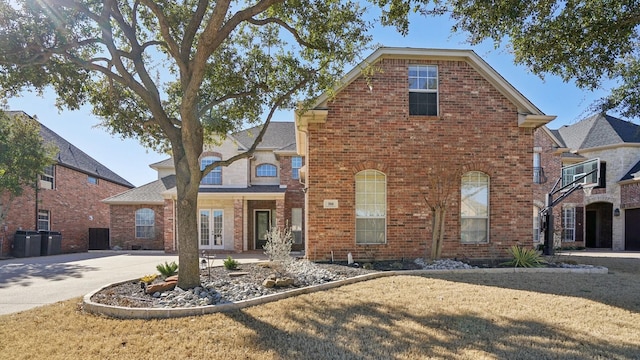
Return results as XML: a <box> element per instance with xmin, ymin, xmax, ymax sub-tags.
<box><xmin>5</xmin><ymin>10</ymin><xmax>613</xmax><ymax>187</ymax></box>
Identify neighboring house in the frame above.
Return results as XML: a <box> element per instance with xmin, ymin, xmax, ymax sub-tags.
<box><xmin>103</xmin><ymin>122</ymin><xmax>305</xmax><ymax>253</ymax></box>
<box><xmin>0</xmin><ymin>111</ymin><xmax>134</xmax><ymax>256</ymax></box>
<box><xmin>295</xmin><ymin>47</ymin><xmax>555</xmax><ymax>262</ymax></box>
<box><xmin>533</xmin><ymin>113</ymin><xmax>640</xmax><ymax>251</ymax></box>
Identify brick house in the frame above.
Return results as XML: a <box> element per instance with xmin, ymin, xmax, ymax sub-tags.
<box><xmin>295</xmin><ymin>47</ymin><xmax>555</xmax><ymax>262</ymax></box>
<box><xmin>533</xmin><ymin>113</ymin><xmax>640</xmax><ymax>251</ymax></box>
<box><xmin>0</xmin><ymin>111</ymin><xmax>134</xmax><ymax>256</ymax></box>
<box><xmin>103</xmin><ymin>122</ymin><xmax>305</xmax><ymax>253</ymax></box>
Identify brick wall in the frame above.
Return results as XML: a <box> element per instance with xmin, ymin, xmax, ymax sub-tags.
<box><xmin>305</xmin><ymin>58</ymin><xmax>535</xmax><ymax>262</ymax></box>
<box><xmin>621</xmin><ymin>183</ymin><xmax>640</xmax><ymax>209</ymax></box>
<box><xmin>1</xmin><ymin>165</ymin><xmax>131</xmax><ymax>255</ymax></box>
<box><xmin>109</xmin><ymin>204</ymin><xmax>165</xmax><ymax>250</ymax></box>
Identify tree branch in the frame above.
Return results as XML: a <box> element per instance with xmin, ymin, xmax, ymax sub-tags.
<box><xmin>246</xmin><ymin>17</ymin><xmax>317</xmax><ymax>49</ymax></box>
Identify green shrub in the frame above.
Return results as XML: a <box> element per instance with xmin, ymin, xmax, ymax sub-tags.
<box><xmin>502</xmin><ymin>246</ymin><xmax>546</xmax><ymax>268</ymax></box>
<box><xmin>156</xmin><ymin>261</ymin><xmax>179</xmax><ymax>278</ymax></box>
<box><xmin>223</xmin><ymin>255</ymin><xmax>239</xmax><ymax>270</ymax></box>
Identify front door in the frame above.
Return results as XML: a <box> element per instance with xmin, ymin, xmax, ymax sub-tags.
<box><xmin>199</xmin><ymin>209</ymin><xmax>224</xmax><ymax>250</ymax></box>
<box><xmin>626</xmin><ymin>208</ymin><xmax>640</xmax><ymax>250</ymax></box>
<box><xmin>255</xmin><ymin>210</ymin><xmax>271</xmax><ymax>249</ymax></box>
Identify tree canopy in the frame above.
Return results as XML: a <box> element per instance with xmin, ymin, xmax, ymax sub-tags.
<box><xmin>374</xmin><ymin>0</ymin><xmax>640</xmax><ymax>118</ymax></box>
<box><xmin>0</xmin><ymin>0</ymin><xmax>388</xmax><ymax>288</ymax></box>
<box><xmin>0</xmin><ymin>111</ymin><xmax>55</xmax><ymax>225</ymax></box>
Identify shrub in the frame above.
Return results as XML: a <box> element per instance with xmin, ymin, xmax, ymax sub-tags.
<box><xmin>223</xmin><ymin>255</ymin><xmax>239</xmax><ymax>270</ymax></box>
<box><xmin>156</xmin><ymin>261</ymin><xmax>179</xmax><ymax>278</ymax></box>
<box><xmin>263</xmin><ymin>224</ymin><xmax>293</xmax><ymax>266</ymax></box>
<box><xmin>502</xmin><ymin>246</ymin><xmax>546</xmax><ymax>268</ymax></box>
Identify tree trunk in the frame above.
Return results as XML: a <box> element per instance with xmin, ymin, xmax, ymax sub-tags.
<box><xmin>174</xmin><ymin>149</ymin><xmax>203</xmax><ymax>289</ymax></box>
<box><xmin>430</xmin><ymin>206</ymin><xmax>446</xmax><ymax>260</ymax></box>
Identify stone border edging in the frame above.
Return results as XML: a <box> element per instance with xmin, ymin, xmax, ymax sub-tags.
<box><xmin>82</xmin><ymin>266</ymin><xmax>608</xmax><ymax>319</ymax></box>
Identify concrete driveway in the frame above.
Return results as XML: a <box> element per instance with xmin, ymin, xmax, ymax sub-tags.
<box><xmin>0</xmin><ymin>251</ymin><xmax>266</xmax><ymax>315</ymax></box>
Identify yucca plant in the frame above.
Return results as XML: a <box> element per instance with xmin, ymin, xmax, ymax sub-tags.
<box><xmin>156</xmin><ymin>261</ymin><xmax>179</xmax><ymax>278</ymax></box>
<box><xmin>502</xmin><ymin>245</ymin><xmax>547</xmax><ymax>268</ymax></box>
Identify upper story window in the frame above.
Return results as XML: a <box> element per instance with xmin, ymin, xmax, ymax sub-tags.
<box><xmin>461</xmin><ymin>171</ymin><xmax>489</xmax><ymax>243</ymax></box>
<box><xmin>409</xmin><ymin>65</ymin><xmax>438</xmax><ymax>116</ymax></box>
<box><xmin>88</xmin><ymin>175</ymin><xmax>99</xmax><ymax>185</ymax></box>
<box><xmin>256</xmin><ymin>164</ymin><xmax>277</xmax><ymax>177</ymax></box>
<box><xmin>355</xmin><ymin>170</ymin><xmax>386</xmax><ymax>244</ymax></box>
<box><xmin>135</xmin><ymin>208</ymin><xmax>155</xmax><ymax>239</ymax></box>
<box><xmin>201</xmin><ymin>156</ymin><xmax>222</xmax><ymax>185</ymax></box>
<box><xmin>291</xmin><ymin>156</ymin><xmax>302</xmax><ymax>180</ymax></box>
<box><xmin>533</xmin><ymin>152</ymin><xmax>545</xmax><ymax>184</ymax></box>
<box><xmin>40</xmin><ymin>164</ymin><xmax>55</xmax><ymax>190</ymax></box>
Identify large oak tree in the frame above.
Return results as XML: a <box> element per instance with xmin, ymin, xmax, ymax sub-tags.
<box><xmin>0</xmin><ymin>0</ymin><xmax>379</xmax><ymax>288</ymax></box>
<box><xmin>375</xmin><ymin>0</ymin><xmax>640</xmax><ymax>118</ymax></box>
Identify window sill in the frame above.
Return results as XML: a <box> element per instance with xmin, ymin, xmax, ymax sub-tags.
<box><xmin>409</xmin><ymin>115</ymin><xmax>441</xmax><ymax>120</ymax></box>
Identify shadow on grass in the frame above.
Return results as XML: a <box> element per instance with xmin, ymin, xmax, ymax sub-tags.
<box><xmin>225</xmin><ymin>299</ymin><xmax>638</xmax><ymax>359</ymax></box>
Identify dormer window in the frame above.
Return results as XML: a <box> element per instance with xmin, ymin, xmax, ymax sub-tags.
<box><xmin>201</xmin><ymin>156</ymin><xmax>222</xmax><ymax>185</ymax></box>
<box><xmin>256</xmin><ymin>164</ymin><xmax>277</xmax><ymax>177</ymax></box>
<box><xmin>409</xmin><ymin>65</ymin><xmax>438</xmax><ymax>116</ymax></box>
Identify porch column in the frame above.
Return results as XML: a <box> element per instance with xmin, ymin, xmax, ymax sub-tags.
<box><xmin>233</xmin><ymin>198</ymin><xmax>243</xmax><ymax>252</ymax></box>
<box><xmin>276</xmin><ymin>198</ymin><xmax>285</xmax><ymax>228</ymax></box>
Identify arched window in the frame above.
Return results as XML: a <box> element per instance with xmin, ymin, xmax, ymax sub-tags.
<box><xmin>201</xmin><ymin>156</ymin><xmax>222</xmax><ymax>185</ymax></box>
<box><xmin>135</xmin><ymin>208</ymin><xmax>155</xmax><ymax>239</ymax></box>
<box><xmin>256</xmin><ymin>164</ymin><xmax>277</xmax><ymax>177</ymax></box>
<box><xmin>355</xmin><ymin>170</ymin><xmax>386</xmax><ymax>244</ymax></box>
<box><xmin>461</xmin><ymin>171</ymin><xmax>489</xmax><ymax>243</ymax></box>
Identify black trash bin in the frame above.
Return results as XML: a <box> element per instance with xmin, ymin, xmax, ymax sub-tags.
<box><xmin>39</xmin><ymin>231</ymin><xmax>62</xmax><ymax>256</ymax></box>
<box><xmin>12</xmin><ymin>230</ymin><xmax>42</xmax><ymax>258</ymax></box>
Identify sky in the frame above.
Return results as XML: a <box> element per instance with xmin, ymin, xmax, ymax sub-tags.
<box><xmin>5</xmin><ymin>10</ymin><xmax>615</xmax><ymax>187</ymax></box>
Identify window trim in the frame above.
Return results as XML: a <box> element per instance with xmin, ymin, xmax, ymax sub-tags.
<box><xmin>562</xmin><ymin>207</ymin><xmax>576</xmax><ymax>242</ymax></box>
<box><xmin>201</xmin><ymin>156</ymin><xmax>222</xmax><ymax>185</ymax></box>
<box><xmin>256</xmin><ymin>163</ymin><xmax>277</xmax><ymax>177</ymax></box>
<box><xmin>40</xmin><ymin>164</ymin><xmax>55</xmax><ymax>190</ymax></box>
<box><xmin>355</xmin><ymin>170</ymin><xmax>387</xmax><ymax>245</ymax></box>
<box><xmin>37</xmin><ymin>210</ymin><xmax>50</xmax><ymax>231</ymax></box>
<box><xmin>460</xmin><ymin>171</ymin><xmax>490</xmax><ymax>244</ymax></box>
<box><xmin>135</xmin><ymin>208</ymin><xmax>155</xmax><ymax>239</ymax></box>
<box><xmin>408</xmin><ymin>64</ymin><xmax>439</xmax><ymax>116</ymax></box>
<box><xmin>291</xmin><ymin>156</ymin><xmax>303</xmax><ymax>180</ymax></box>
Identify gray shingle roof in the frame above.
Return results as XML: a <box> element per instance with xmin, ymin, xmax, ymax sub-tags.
<box><xmin>556</xmin><ymin>113</ymin><xmax>640</xmax><ymax>150</ymax></box>
<box><xmin>621</xmin><ymin>160</ymin><xmax>640</xmax><ymax>181</ymax></box>
<box><xmin>232</xmin><ymin>122</ymin><xmax>295</xmax><ymax>150</ymax></box>
<box><xmin>103</xmin><ymin>175</ymin><xmax>176</xmax><ymax>204</ymax></box>
<box><xmin>8</xmin><ymin>111</ymin><xmax>133</xmax><ymax>188</ymax></box>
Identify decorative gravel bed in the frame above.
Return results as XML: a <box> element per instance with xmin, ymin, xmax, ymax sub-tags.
<box><xmin>90</xmin><ymin>258</ymin><xmax>603</xmax><ymax>310</ymax></box>
<box><xmin>90</xmin><ymin>259</ymin><xmax>477</xmax><ymax>309</ymax></box>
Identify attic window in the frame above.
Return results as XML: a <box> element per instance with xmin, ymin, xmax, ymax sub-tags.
<box><xmin>88</xmin><ymin>176</ymin><xmax>99</xmax><ymax>185</ymax></box>
<box><xmin>409</xmin><ymin>65</ymin><xmax>438</xmax><ymax>116</ymax></box>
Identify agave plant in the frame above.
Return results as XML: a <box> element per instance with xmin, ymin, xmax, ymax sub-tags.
<box><xmin>156</xmin><ymin>261</ymin><xmax>179</xmax><ymax>278</ymax></box>
<box><xmin>502</xmin><ymin>245</ymin><xmax>547</xmax><ymax>268</ymax></box>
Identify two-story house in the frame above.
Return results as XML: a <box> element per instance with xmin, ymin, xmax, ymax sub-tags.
<box><xmin>295</xmin><ymin>47</ymin><xmax>555</xmax><ymax>262</ymax></box>
<box><xmin>103</xmin><ymin>122</ymin><xmax>305</xmax><ymax>253</ymax></box>
<box><xmin>0</xmin><ymin>111</ymin><xmax>134</xmax><ymax>256</ymax></box>
<box><xmin>534</xmin><ymin>113</ymin><xmax>640</xmax><ymax>251</ymax></box>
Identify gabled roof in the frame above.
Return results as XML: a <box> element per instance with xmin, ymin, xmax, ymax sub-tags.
<box><xmin>7</xmin><ymin>111</ymin><xmax>133</xmax><ymax>188</ymax></box>
<box><xmin>102</xmin><ymin>175</ymin><xmax>176</xmax><ymax>204</ymax></box>
<box><xmin>232</xmin><ymin>122</ymin><xmax>296</xmax><ymax>150</ymax></box>
<box><xmin>556</xmin><ymin>113</ymin><xmax>640</xmax><ymax>150</ymax></box>
<box><xmin>306</xmin><ymin>47</ymin><xmax>555</xmax><ymax>127</ymax></box>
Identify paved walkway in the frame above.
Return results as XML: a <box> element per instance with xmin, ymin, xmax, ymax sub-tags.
<box><xmin>0</xmin><ymin>251</ymin><xmax>267</xmax><ymax>315</ymax></box>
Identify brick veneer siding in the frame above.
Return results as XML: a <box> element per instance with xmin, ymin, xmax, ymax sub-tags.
<box><xmin>0</xmin><ymin>165</ymin><xmax>131</xmax><ymax>256</ymax></box>
<box><xmin>163</xmin><ymin>199</ymin><xmax>175</xmax><ymax>252</ymax></box>
<box><xmin>109</xmin><ymin>204</ymin><xmax>165</xmax><ymax>250</ymax></box>
<box><xmin>305</xmin><ymin>58</ymin><xmax>536</xmax><ymax>262</ymax></box>
<box><xmin>621</xmin><ymin>183</ymin><xmax>640</xmax><ymax>209</ymax></box>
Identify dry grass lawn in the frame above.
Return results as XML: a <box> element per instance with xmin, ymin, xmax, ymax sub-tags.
<box><xmin>1</xmin><ymin>255</ymin><xmax>639</xmax><ymax>359</ymax></box>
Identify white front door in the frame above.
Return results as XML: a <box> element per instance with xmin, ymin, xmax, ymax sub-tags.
<box><xmin>199</xmin><ymin>209</ymin><xmax>224</xmax><ymax>250</ymax></box>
